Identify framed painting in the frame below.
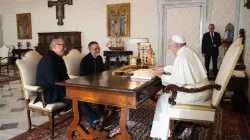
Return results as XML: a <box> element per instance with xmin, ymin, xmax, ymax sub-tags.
<box><xmin>129</xmin><ymin>55</ymin><xmax>137</xmax><ymax>66</ymax></box>
<box><xmin>16</xmin><ymin>13</ymin><xmax>32</xmax><ymax>39</ymax></box>
<box><xmin>107</xmin><ymin>3</ymin><xmax>130</xmax><ymax>38</ymax></box>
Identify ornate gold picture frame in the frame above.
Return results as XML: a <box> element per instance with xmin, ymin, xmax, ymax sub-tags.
<box><xmin>107</xmin><ymin>3</ymin><xmax>130</xmax><ymax>38</ymax></box>
<box><xmin>16</xmin><ymin>13</ymin><xmax>32</xmax><ymax>39</ymax></box>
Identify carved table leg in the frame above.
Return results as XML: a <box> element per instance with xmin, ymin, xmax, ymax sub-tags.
<box><xmin>67</xmin><ymin>100</ymin><xmax>100</xmax><ymax>140</ymax></box>
<box><xmin>169</xmin><ymin>120</ymin><xmax>175</xmax><ymax>140</ymax></box>
<box><xmin>114</xmin><ymin>107</ymin><xmax>131</xmax><ymax>140</ymax></box>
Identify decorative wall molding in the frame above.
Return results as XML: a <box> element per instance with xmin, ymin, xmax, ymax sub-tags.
<box><xmin>157</xmin><ymin>0</ymin><xmax>207</xmax><ymax>66</ymax></box>
<box><xmin>0</xmin><ymin>14</ymin><xmax>3</xmax><ymax>47</ymax></box>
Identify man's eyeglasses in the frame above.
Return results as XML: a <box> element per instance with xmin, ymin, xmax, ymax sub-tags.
<box><xmin>91</xmin><ymin>47</ymin><xmax>100</xmax><ymax>51</ymax></box>
<box><xmin>56</xmin><ymin>44</ymin><xmax>65</xmax><ymax>47</ymax></box>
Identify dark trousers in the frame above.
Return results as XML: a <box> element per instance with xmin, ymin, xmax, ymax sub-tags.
<box><xmin>56</xmin><ymin>90</ymin><xmax>102</xmax><ymax>125</ymax></box>
<box><xmin>205</xmin><ymin>52</ymin><xmax>218</xmax><ymax>76</ymax></box>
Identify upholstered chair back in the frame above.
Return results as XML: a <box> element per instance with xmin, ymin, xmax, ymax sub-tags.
<box><xmin>63</xmin><ymin>49</ymin><xmax>84</xmax><ymax>76</ymax></box>
<box><xmin>0</xmin><ymin>45</ymin><xmax>10</xmax><ymax>63</ymax></box>
<box><xmin>16</xmin><ymin>51</ymin><xmax>42</xmax><ymax>99</ymax></box>
<box><xmin>212</xmin><ymin>38</ymin><xmax>243</xmax><ymax>107</ymax></box>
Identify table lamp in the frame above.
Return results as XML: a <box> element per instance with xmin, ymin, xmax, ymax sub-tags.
<box><xmin>129</xmin><ymin>38</ymin><xmax>149</xmax><ymax>64</ymax></box>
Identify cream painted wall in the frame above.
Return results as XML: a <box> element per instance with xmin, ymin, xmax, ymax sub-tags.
<box><xmin>0</xmin><ymin>0</ymin><xmax>106</xmax><ymax>55</ymax></box>
<box><xmin>0</xmin><ymin>0</ymin><xmax>158</xmax><ymax>62</ymax></box>
<box><xmin>210</xmin><ymin>0</ymin><xmax>236</xmax><ymax>38</ymax></box>
<box><xmin>243</xmin><ymin>8</ymin><xmax>250</xmax><ymax>101</ymax></box>
<box><xmin>107</xmin><ymin>0</ymin><xmax>158</xmax><ymax>62</ymax></box>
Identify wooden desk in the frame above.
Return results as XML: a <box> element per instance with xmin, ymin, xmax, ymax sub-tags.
<box><xmin>57</xmin><ymin>70</ymin><xmax>162</xmax><ymax>139</ymax></box>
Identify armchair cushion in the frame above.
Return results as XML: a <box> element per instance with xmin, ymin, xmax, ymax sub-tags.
<box><xmin>28</xmin><ymin>98</ymin><xmax>67</xmax><ymax>112</ymax></box>
<box><xmin>172</xmin><ymin>99</ymin><xmax>213</xmax><ymax>110</ymax></box>
<box><xmin>24</xmin><ymin>84</ymin><xmax>41</xmax><ymax>92</ymax></box>
<box><xmin>169</xmin><ymin>106</ymin><xmax>215</xmax><ymax>122</ymax></box>
<box><xmin>69</xmin><ymin>75</ymin><xmax>80</xmax><ymax>79</ymax></box>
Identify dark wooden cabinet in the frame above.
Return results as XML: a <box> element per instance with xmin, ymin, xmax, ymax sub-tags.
<box><xmin>103</xmin><ymin>51</ymin><xmax>133</xmax><ymax>69</ymax></box>
<box><xmin>35</xmin><ymin>31</ymin><xmax>82</xmax><ymax>55</ymax></box>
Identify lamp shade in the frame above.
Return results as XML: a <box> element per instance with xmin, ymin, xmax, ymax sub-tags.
<box><xmin>129</xmin><ymin>38</ymin><xmax>149</xmax><ymax>44</ymax></box>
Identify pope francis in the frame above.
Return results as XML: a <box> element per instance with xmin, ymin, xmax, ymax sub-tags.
<box><xmin>150</xmin><ymin>35</ymin><xmax>210</xmax><ymax>139</ymax></box>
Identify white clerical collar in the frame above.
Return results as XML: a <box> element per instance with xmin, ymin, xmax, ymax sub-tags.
<box><xmin>177</xmin><ymin>45</ymin><xmax>187</xmax><ymax>56</ymax></box>
<box><xmin>91</xmin><ymin>54</ymin><xmax>97</xmax><ymax>58</ymax></box>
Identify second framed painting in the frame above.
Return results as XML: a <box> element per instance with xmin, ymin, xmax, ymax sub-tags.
<box><xmin>107</xmin><ymin>3</ymin><xmax>130</xmax><ymax>38</ymax></box>
<box><xmin>16</xmin><ymin>13</ymin><xmax>32</xmax><ymax>39</ymax></box>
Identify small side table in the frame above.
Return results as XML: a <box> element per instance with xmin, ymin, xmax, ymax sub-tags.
<box><xmin>12</xmin><ymin>49</ymin><xmax>33</xmax><ymax>64</ymax></box>
<box><xmin>221</xmin><ymin>41</ymin><xmax>232</xmax><ymax>55</ymax></box>
<box><xmin>103</xmin><ymin>51</ymin><xmax>133</xmax><ymax>69</ymax></box>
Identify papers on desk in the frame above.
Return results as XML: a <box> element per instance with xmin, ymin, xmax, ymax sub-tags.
<box><xmin>232</xmin><ymin>70</ymin><xmax>246</xmax><ymax>77</ymax></box>
<box><xmin>130</xmin><ymin>69</ymin><xmax>161</xmax><ymax>80</ymax></box>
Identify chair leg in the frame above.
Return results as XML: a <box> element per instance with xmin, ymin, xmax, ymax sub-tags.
<box><xmin>49</xmin><ymin>114</ymin><xmax>55</xmax><ymax>139</ymax></box>
<box><xmin>27</xmin><ymin>109</ymin><xmax>32</xmax><ymax>131</ymax></box>
<box><xmin>13</xmin><ymin>64</ymin><xmax>16</xmax><ymax>75</ymax></box>
<box><xmin>7</xmin><ymin>82</ymin><xmax>13</xmax><ymax>96</ymax></box>
<box><xmin>207</xmin><ymin>123</ymin><xmax>213</xmax><ymax>140</ymax></box>
<box><xmin>169</xmin><ymin>120</ymin><xmax>175</xmax><ymax>140</ymax></box>
<box><xmin>7</xmin><ymin>65</ymin><xmax>9</xmax><ymax>75</ymax></box>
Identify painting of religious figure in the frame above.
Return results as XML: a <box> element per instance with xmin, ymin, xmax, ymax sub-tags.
<box><xmin>16</xmin><ymin>13</ymin><xmax>32</xmax><ymax>39</ymax></box>
<box><xmin>107</xmin><ymin>3</ymin><xmax>130</xmax><ymax>37</ymax></box>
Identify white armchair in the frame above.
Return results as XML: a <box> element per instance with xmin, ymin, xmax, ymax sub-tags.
<box><xmin>164</xmin><ymin>38</ymin><xmax>244</xmax><ymax>139</ymax></box>
<box><xmin>63</xmin><ymin>49</ymin><xmax>84</xmax><ymax>78</ymax></box>
<box><xmin>16</xmin><ymin>51</ymin><xmax>71</xmax><ymax>138</ymax></box>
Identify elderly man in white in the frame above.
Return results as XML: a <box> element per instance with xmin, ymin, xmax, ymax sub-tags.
<box><xmin>150</xmin><ymin>35</ymin><xmax>210</xmax><ymax>139</ymax></box>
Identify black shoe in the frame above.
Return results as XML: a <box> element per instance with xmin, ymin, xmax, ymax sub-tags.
<box><xmin>92</xmin><ymin>120</ymin><xmax>100</xmax><ymax>128</ymax></box>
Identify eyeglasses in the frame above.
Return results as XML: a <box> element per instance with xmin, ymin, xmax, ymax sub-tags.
<box><xmin>56</xmin><ymin>44</ymin><xmax>65</xmax><ymax>47</ymax></box>
<box><xmin>91</xmin><ymin>47</ymin><xmax>100</xmax><ymax>51</ymax></box>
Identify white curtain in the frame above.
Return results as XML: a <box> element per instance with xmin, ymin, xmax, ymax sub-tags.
<box><xmin>0</xmin><ymin>14</ymin><xmax>3</xmax><ymax>47</ymax></box>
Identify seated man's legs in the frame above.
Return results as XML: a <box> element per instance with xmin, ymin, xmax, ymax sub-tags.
<box><xmin>79</xmin><ymin>102</ymin><xmax>100</xmax><ymax>125</ymax></box>
<box><xmin>57</xmin><ymin>88</ymin><xmax>100</xmax><ymax>125</ymax></box>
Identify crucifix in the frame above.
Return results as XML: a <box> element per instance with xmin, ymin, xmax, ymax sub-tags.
<box><xmin>48</xmin><ymin>0</ymin><xmax>72</xmax><ymax>26</ymax></box>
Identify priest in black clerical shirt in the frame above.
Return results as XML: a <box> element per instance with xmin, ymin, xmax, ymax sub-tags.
<box><xmin>80</xmin><ymin>41</ymin><xmax>107</xmax><ymax>126</ymax></box>
<box><xmin>80</xmin><ymin>41</ymin><xmax>105</xmax><ymax>76</ymax></box>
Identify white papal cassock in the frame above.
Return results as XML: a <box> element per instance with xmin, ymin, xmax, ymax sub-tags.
<box><xmin>150</xmin><ymin>46</ymin><xmax>210</xmax><ymax>139</ymax></box>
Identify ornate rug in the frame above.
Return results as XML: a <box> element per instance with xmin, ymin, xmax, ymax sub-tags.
<box><xmin>10</xmin><ymin>101</ymin><xmax>250</xmax><ymax>140</ymax></box>
<box><xmin>0</xmin><ymin>75</ymin><xmax>20</xmax><ymax>84</ymax></box>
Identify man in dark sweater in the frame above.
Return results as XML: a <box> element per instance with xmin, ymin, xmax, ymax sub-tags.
<box><xmin>35</xmin><ymin>38</ymin><xmax>70</xmax><ymax>105</ymax></box>
<box><xmin>80</xmin><ymin>41</ymin><xmax>105</xmax><ymax>76</ymax></box>
<box><xmin>36</xmin><ymin>39</ymin><xmax>101</xmax><ymax>127</ymax></box>
<box><xmin>80</xmin><ymin>41</ymin><xmax>107</xmax><ymax>127</ymax></box>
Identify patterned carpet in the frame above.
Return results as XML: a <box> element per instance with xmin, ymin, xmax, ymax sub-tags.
<box><xmin>0</xmin><ymin>75</ymin><xmax>20</xmax><ymax>84</ymax></box>
<box><xmin>10</xmin><ymin>100</ymin><xmax>250</xmax><ymax>140</ymax></box>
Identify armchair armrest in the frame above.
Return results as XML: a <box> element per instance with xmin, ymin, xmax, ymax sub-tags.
<box><xmin>24</xmin><ymin>84</ymin><xmax>47</xmax><ymax>108</ymax></box>
<box><xmin>24</xmin><ymin>85</ymin><xmax>41</xmax><ymax>92</ymax></box>
<box><xmin>69</xmin><ymin>75</ymin><xmax>80</xmax><ymax>79</ymax></box>
<box><xmin>164</xmin><ymin>84</ymin><xmax>221</xmax><ymax>106</ymax></box>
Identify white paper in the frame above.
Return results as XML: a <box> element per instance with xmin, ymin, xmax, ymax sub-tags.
<box><xmin>130</xmin><ymin>69</ymin><xmax>161</xmax><ymax>80</ymax></box>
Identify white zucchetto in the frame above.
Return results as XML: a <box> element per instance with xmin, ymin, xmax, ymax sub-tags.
<box><xmin>172</xmin><ymin>35</ymin><xmax>186</xmax><ymax>43</ymax></box>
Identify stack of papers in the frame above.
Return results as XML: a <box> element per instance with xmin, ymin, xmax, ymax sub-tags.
<box><xmin>130</xmin><ymin>69</ymin><xmax>161</xmax><ymax>80</ymax></box>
